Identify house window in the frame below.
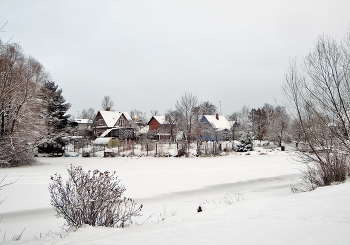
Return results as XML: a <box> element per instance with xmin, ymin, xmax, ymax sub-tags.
<box><xmin>119</xmin><ymin>119</ymin><xmax>124</xmax><ymax>127</ymax></box>
<box><xmin>98</xmin><ymin>119</ymin><xmax>104</xmax><ymax>125</ymax></box>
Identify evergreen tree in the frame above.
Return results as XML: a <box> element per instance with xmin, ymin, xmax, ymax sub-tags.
<box><xmin>40</xmin><ymin>81</ymin><xmax>71</xmax><ymax>141</ymax></box>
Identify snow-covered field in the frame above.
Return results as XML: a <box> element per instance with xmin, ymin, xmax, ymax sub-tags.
<box><xmin>0</xmin><ymin>149</ymin><xmax>349</xmax><ymax>244</ymax></box>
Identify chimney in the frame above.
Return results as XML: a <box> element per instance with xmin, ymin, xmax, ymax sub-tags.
<box><xmin>216</xmin><ymin>113</ymin><xmax>219</xmax><ymax>120</ymax></box>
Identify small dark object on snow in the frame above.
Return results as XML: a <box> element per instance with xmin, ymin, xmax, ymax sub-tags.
<box><xmin>104</xmin><ymin>151</ymin><xmax>116</xmax><ymax>157</ymax></box>
<box><xmin>82</xmin><ymin>152</ymin><xmax>90</xmax><ymax>157</ymax></box>
<box><xmin>197</xmin><ymin>206</ymin><xmax>202</xmax><ymax>213</ymax></box>
<box><xmin>176</xmin><ymin>149</ymin><xmax>185</xmax><ymax>157</ymax></box>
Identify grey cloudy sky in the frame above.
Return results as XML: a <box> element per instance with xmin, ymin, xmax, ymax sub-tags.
<box><xmin>1</xmin><ymin>1</ymin><xmax>350</xmax><ymax>118</ymax></box>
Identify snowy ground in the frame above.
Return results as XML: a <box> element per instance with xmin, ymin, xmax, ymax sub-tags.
<box><xmin>0</xmin><ymin>148</ymin><xmax>349</xmax><ymax>244</ymax></box>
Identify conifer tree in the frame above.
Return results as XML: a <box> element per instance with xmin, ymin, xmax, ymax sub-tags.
<box><xmin>40</xmin><ymin>81</ymin><xmax>71</xmax><ymax>142</ymax></box>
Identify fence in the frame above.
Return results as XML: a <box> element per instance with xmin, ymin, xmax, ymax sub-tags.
<box><xmin>90</xmin><ymin>140</ymin><xmax>234</xmax><ymax>157</ymax></box>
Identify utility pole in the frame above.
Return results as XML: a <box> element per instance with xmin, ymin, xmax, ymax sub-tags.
<box><xmin>217</xmin><ymin>101</ymin><xmax>222</xmax><ymax>115</ymax></box>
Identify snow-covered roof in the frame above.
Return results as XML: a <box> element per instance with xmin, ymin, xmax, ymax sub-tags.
<box><xmin>148</xmin><ymin>116</ymin><xmax>169</xmax><ymax>125</ymax></box>
<box><xmin>93</xmin><ymin>137</ymin><xmax>115</xmax><ymax>145</ymax></box>
<box><xmin>62</xmin><ymin>136</ymin><xmax>83</xmax><ymax>140</ymax></box>
<box><xmin>98</xmin><ymin>111</ymin><xmax>132</xmax><ymax>127</ymax></box>
<box><xmin>201</xmin><ymin>115</ymin><xmax>231</xmax><ymax>131</ymax></box>
<box><xmin>100</xmin><ymin>128</ymin><xmax>113</xmax><ymax>137</ymax></box>
<box><xmin>75</xmin><ymin>119</ymin><xmax>92</xmax><ymax>124</ymax></box>
<box><xmin>123</xmin><ymin>112</ymin><xmax>132</xmax><ymax>121</ymax></box>
<box><xmin>155</xmin><ymin>116</ymin><xmax>168</xmax><ymax>124</ymax></box>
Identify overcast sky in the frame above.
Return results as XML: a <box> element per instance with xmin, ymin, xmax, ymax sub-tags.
<box><xmin>1</xmin><ymin>1</ymin><xmax>350</xmax><ymax>118</ymax></box>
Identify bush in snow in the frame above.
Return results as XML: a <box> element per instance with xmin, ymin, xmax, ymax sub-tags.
<box><xmin>292</xmin><ymin>152</ymin><xmax>349</xmax><ymax>192</ymax></box>
<box><xmin>0</xmin><ymin>138</ymin><xmax>36</xmax><ymax>167</ymax></box>
<box><xmin>235</xmin><ymin>135</ymin><xmax>253</xmax><ymax>152</ymax></box>
<box><xmin>284</xmin><ymin>30</ymin><xmax>350</xmax><ymax>191</ymax></box>
<box><xmin>49</xmin><ymin>165</ymin><xmax>143</xmax><ymax>228</ymax></box>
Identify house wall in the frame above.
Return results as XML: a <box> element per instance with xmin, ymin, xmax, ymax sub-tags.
<box><xmin>93</xmin><ymin>113</ymin><xmax>106</xmax><ymax>127</ymax></box>
<box><xmin>115</xmin><ymin>114</ymin><xmax>128</xmax><ymax>127</ymax></box>
<box><xmin>148</xmin><ymin>118</ymin><xmax>161</xmax><ymax>131</ymax></box>
<box><xmin>77</xmin><ymin>123</ymin><xmax>92</xmax><ymax>131</ymax></box>
<box><xmin>92</xmin><ymin>112</ymin><xmax>105</xmax><ymax>137</ymax></box>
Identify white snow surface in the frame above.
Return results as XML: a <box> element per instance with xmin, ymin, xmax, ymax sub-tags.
<box><xmin>0</xmin><ymin>150</ymin><xmax>349</xmax><ymax>244</ymax></box>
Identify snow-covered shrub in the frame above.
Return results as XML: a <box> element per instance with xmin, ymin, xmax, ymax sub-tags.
<box><xmin>0</xmin><ymin>139</ymin><xmax>36</xmax><ymax>167</ymax></box>
<box><xmin>49</xmin><ymin>165</ymin><xmax>143</xmax><ymax>228</ymax></box>
<box><xmin>293</xmin><ymin>152</ymin><xmax>349</xmax><ymax>192</ymax></box>
<box><xmin>82</xmin><ymin>152</ymin><xmax>90</xmax><ymax>157</ymax></box>
<box><xmin>235</xmin><ymin>133</ymin><xmax>253</xmax><ymax>152</ymax></box>
<box><xmin>235</xmin><ymin>139</ymin><xmax>253</xmax><ymax>152</ymax></box>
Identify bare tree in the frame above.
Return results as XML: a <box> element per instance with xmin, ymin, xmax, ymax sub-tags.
<box><xmin>267</xmin><ymin>105</ymin><xmax>290</xmax><ymax>147</ymax></box>
<box><xmin>0</xmin><ymin>40</ymin><xmax>49</xmax><ymax>166</ymax></box>
<box><xmin>130</xmin><ymin>109</ymin><xmax>147</xmax><ymax>123</ymax></box>
<box><xmin>247</xmin><ymin>104</ymin><xmax>291</xmax><ymax>146</ymax></box>
<box><xmin>284</xmin><ymin>33</ymin><xmax>350</xmax><ymax>190</ymax></box>
<box><xmin>226</xmin><ymin>113</ymin><xmax>239</xmax><ymax>140</ymax></box>
<box><xmin>80</xmin><ymin>108</ymin><xmax>95</xmax><ymax>120</ymax></box>
<box><xmin>165</xmin><ymin>109</ymin><xmax>180</xmax><ymax>142</ymax></box>
<box><xmin>230</xmin><ymin>105</ymin><xmax>251</xmax><ymax>140</ymax></box>
<box><xmin>150</xmin><ymin>110</ymin><xmax>159</xmax><ymax>116</ymax></box>
<box><xmin>239</xmin><ymin>105</ymin><xmax>251</xmax><ymax>126</ymax></box>
<box><xmin>175</xmin><ymin>93</ymin><xmax>198</xmax><ymax>145</ymax></box>
<box><xmin>101</xmin><ymin>96</ymin><xmax>114</xmax><ymax>111</ymax></box>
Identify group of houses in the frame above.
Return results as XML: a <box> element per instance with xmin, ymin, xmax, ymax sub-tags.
<box><xmin>73</xmin><ymin>109</ymin><xmax>235</xmax><ymax>148</ymax></box>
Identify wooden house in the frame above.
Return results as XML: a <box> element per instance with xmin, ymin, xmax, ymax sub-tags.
<box><xmin>147</xmin><ymin>116</ymin><xmax>171</xmax><ymax>140</ymax></box>
<box><xmin>92</xmin><ymin>111</ymin><xmax>134</xmax><ymax>139</ymax></box>
<box><xmin>200</xmin><ymin>114</ymin><xmax>232</xmax><ymax>141</ymax></box>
